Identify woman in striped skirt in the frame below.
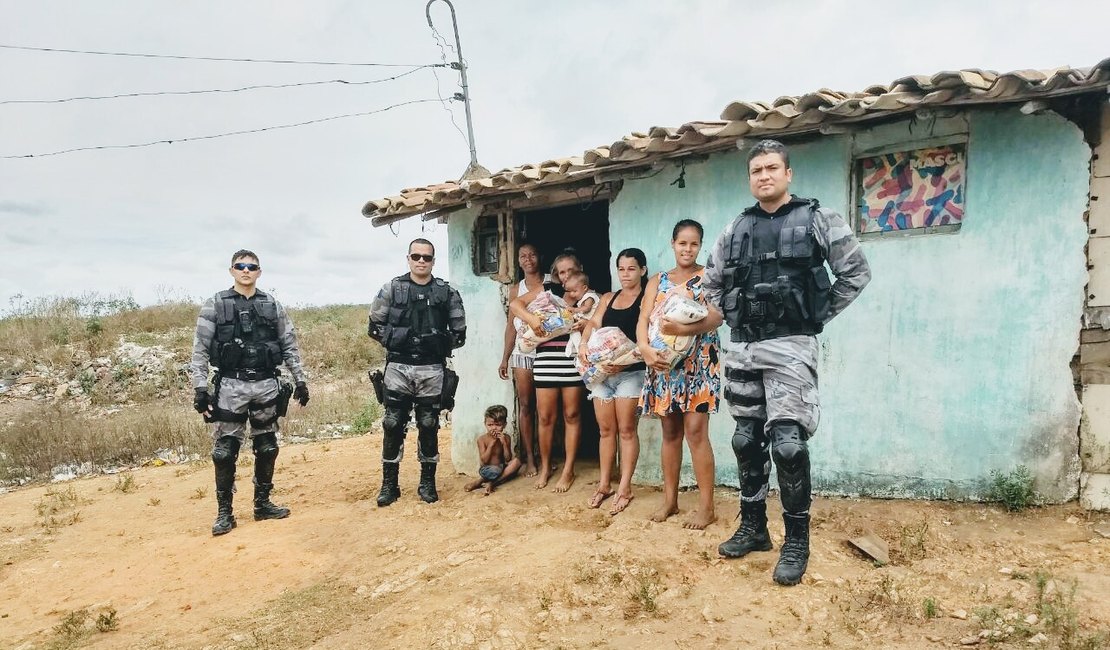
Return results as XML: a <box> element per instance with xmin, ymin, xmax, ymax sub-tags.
<box><xmin>510</xmin><ymin>251</ymin><xmax>585</xmax><ymax>492</ymax></box>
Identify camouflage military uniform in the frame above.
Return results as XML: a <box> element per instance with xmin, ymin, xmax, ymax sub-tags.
<box><xmin>368</xmin><ymin>273</ymin><xmax>466</xmax><ymax>505</ymax></box>
<box><xmin>190</xmin><ymin>288</ymin><xmax>307</xmax><ymax>535</ymax></box>
<box><xmin>190</xmin><ymin>290</ymin><xmax>307</xmax><ymax>440</ymax></box>
<box><xmin>705</xmin><ymin>194</ymin><xmax>870</xmax><ymax>581</ymax></box>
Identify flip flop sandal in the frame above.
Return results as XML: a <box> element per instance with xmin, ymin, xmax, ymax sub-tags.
<box><xmin>609</xmin><ymin>494</ymin><xmax>634</xmax><ymax>515</ymax></box>
<box><xmin>588</xmin><ymin>490</ymin><xmax>614</xmax><ymax>509</ymax></box>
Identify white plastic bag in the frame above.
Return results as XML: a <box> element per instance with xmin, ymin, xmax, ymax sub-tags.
<box><xmin>516</xmin><ymin>291</ymin><xmax>575</xmax><ymax>352</ymax></box>
<box><xmin>647</xmin><ymin>293</ymin><xmax>707</xmax><ymax>369</ymax></box>
<box><xmin>577</xmin><ymin>327</ymin><xmax>642</xmax><ymax>390</ymax></box>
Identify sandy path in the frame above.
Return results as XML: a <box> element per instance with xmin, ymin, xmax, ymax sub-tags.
<box><xmin>2</xmin><ymin>431</ymin><xmax>1108</xmax><ymax>649</ymax></box>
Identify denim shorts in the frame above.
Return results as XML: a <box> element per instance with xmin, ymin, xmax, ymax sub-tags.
<box><xmin>588</xmin><ymin>368</ymin><xmax>646</xmax><ymax>401</ymax></box>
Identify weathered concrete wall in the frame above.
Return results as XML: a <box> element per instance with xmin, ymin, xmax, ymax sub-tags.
<box><xmin>447</xmin><ymin>107</ymin><xmax>1089</xmax><ymax>502</ymax></box>
<box><xmin>608</xmin><ymin>107</ymin><xmax>1088</xmax><ymax>501</ymax></box>
<box><xmin>447</xmin><ymin>207</ymin><xmax>516</xmax><ymax>473</ymax></box>
<box><xmin>1081</xmin><ymin>99</ymin><xmax>1110</xmax><ymax>511</ymax></box>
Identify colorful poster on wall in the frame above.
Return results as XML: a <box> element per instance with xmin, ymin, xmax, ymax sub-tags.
<box><xmin>856</xmin><ymin>143</ymin><xmax>966</xmax><ymax>233</ymax></box>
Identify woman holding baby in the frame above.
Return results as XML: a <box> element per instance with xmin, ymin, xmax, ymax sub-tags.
<box><xmin>509</xmin><ymin>250</ymin><xmax>587</xmax><ymax>492</ymax></box>
<box><xmin>638</xmin><ymin>219</ymin><xmax>722</xmax><ymax>530</ymax></box>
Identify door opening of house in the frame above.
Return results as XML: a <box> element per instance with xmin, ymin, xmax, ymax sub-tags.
<box><xmin>515</xmin><ymin>200</ymin><xmax>611</xmax><ymax>460</ymax></box>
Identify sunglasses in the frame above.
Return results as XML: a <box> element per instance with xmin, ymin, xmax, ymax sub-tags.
<box><xmin>232</xmin><ymin>263</ymin><xmax>260</xmax><ymax>272</ymax></box>
<box><xmin>408</xmin><ymin>253</ymin><xmax>434</xmax><ymax>262</ymax></box>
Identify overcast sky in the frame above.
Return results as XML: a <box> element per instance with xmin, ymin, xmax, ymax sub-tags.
<box><xmin>1</xmin><ymin>0</ymin><xmax>1108</xmax><ymax>312</ymax></box>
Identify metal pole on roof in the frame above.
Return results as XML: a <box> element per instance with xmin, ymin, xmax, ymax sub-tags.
<box><xmin>426</xmin><ymin>0</ymin><xmax>490</xmax><ymax>181</ymax></box>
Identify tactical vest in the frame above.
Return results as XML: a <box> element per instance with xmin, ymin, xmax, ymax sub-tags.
<box><xmin>378</xmin><ymin>275</ymin><xmax>453</xmax><ymax>364</ymax></box>
<box><xmin>208</xmin><ymin>289</ymin><xmax>283</xmax><ymax>370</ymax></box>
<box><xmin>719</xmin><ymin>198</ymin><xmax>833</xmax><ymax>342</ymax></box>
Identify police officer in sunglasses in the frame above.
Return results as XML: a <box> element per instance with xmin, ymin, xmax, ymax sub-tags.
<box><xmin>189</xmin><ymin>249</ymin><xmax>310</xmax><ymax>536</ymax></box>
<box><xmin>367</xmin><ymin>238</ymin><xmax>466</xmax><ymax>506</ymax></box>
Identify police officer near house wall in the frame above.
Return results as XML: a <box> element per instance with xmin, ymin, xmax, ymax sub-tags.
<box><xmin>703</xmin><ymin>140</ymin><xmax>871</xmax><ymax>586</ymax></box>
<box><xmin>190</xmin><ymin>249</ymin><xmax>310</xmax><ymax>536</ymax></box>
<box><xmin>367</xmin><ymin>238</ymin><xmax>466</xmax><ymax>506</ymax></box>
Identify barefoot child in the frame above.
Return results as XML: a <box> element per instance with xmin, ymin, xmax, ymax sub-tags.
<box><xmin>464</xmin><ymin>405</ymin><xmax>522</xmax><ymax>495</ymax></box>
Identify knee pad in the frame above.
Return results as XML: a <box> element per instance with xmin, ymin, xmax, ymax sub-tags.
<box><xmin>212</xmin><ymin>436</ymin><xmax>241</xmax><ymax>466</ymax></box>
<box><xmin>769</xmin><ymin>421</ymin><xmax>809</xmax><ymax>474</ymax></box>
<box><xmin>382</xmin><ymin>405</ymin><xmax>411</xmax><ymax>436</ymax></box>
<box><xmin>252</xmin><ymin>432</ymin><xmax>279</xmax><ymax>460</ymax></box>
<box><xmin>415</xmin><ymin>405</ymin><xmax>440</xmax><ymax>436</ymax></box>
<box><xmin>731</xmin><ymin>417</ymin><xmax>767</xmax><ymax>459</ymax></box>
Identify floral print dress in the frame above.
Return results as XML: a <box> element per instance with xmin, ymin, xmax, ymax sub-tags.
<box><xmin>639</xmin><ymin>269</ymin><xmax>721</xmax><ymax>417</ymax></box>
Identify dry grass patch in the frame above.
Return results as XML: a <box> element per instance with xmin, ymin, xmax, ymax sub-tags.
<box><xmin>217</xmin><ymin>579</ymin><xmax>384</xmax><ymax>649</ymax></box>
<box><xmin>0</xmin><ymin>403</ymin><xmax>208</xmax><ymax>483</ymax></box>
<box><xmin>35</xmin><ymin>486</ymin><xmax>89</xmax><ymax>534</ymax></box>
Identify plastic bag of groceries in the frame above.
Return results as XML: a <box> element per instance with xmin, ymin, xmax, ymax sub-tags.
<box><xmin>647</xmin><ymin>293</ymin><xmax>708</xmax><ymax>369</ymax></box>
<box><xmin>517</xmin><ymin>291</ymin><xmax>575</xmax><ymax>352</ymax></box>
<box><xmin>576</xmin><ymin>327</ymin><xmax>642</xmax><ymax>389</ymax></box>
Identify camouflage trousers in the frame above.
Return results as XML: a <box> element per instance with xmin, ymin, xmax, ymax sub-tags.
<box><xmin>211</xmin><ymin>376</ymin><xmax>281</xmax><ymax>441</ymax></box>
<box><xmin>721</xmin><ymin>335</ymin><xmax>820</xmax><ymax>436</ymax></box>
<box><xmin>381</xmin><ymin>362</ymin><xmax>443</xmax><ymax>463</ymax></box>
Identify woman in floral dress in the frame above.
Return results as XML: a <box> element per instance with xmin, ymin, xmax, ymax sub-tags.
<box><xmin>637</xmin><ymin>219</ymin><xmax>722</xmax><ymax>530</ymax></box>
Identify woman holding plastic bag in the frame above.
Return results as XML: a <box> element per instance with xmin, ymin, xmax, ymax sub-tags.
<box><xmin>637</xmin><ymin>219</ymin><xmax>722</xmax><ymax>530</ymax></box>
<box><xmin>577</xmin><ymin>248</ymin><xmax>648</xmax><ymax>515</ymax></box>
<box><xmin>509</xmin><ymin>251</ymin><xmax>586</xmax><ymax>492</ymax></box>
<box><xmin>498</xmin><ymin>243</ymin><xmax>547</xmax><ymax>477</ymax></box>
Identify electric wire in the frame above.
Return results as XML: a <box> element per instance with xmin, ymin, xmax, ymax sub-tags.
<box><xmin>0</xmin><ymin>67</ymin><xmax>435</xmax><ymax>106</ymax></box>
<box><xmin>1</xmin><ymin>97</ymin><xmax>449</xmax><ymax>159</ymax></box>
<box><xmin>0</xmin><ymin>43</ymin><xmax>438</xmax><ymax>67</ymax></box>
<box><xmin>426</xmin><ymin>17</ymin><xmax>470</xmax><ymax>149</ymax></box>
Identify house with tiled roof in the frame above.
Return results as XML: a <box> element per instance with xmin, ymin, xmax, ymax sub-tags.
<box><xmin>364</xmin><ymin>59</ymin><xmax>1110</xmax><ymax>508</ymax></box>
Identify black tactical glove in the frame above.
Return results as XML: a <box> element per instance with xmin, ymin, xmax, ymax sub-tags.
<box><xmin>294</xmin><ymin>382</ymin><xmax>310</xmax><ymax>407</ymax></box>
<box><xmin>193</xmin><ymin>388</ymin><xmax>210</xmax><ymax>414</ymax></box>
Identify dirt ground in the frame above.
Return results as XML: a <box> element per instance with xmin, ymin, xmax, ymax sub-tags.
<box><xmin>2</xmin><ymin>429</ymin><xmax>1108</xmax><ymax>650</ymax></box>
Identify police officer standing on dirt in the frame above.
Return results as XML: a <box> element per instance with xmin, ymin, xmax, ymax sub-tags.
<box><xmin>368</xmin><ymin>238</ymin><xmax>466</xmax><ymax>506</ymax></box>
<box><xmin>703</xmin><ymin>140</ymin><xmax>871</xmax><ymax>585</ymax></box>
<box><xmin>190</xmin><ymin>249</ymin><xmax>310</xmax><ymax>536</ymax></box>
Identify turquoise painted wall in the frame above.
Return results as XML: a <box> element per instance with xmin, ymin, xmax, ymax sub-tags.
<box><xmin>447</xmin><ymin>107</ymin><xmax>1088</xmax><ymax>501</ymax></box>
<box><xmin>447</xmin><ymin>207</ymin><xmax>516</xmax><ymax>473</ymax></box>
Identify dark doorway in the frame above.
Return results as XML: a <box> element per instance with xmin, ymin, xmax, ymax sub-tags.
<box><xmin>516</xmin><ymin>201</ymin><xmax>611</xmax><ymax>291</ymax></box>
<box><xmin>515</xmin><ymin>200</ymin><xmax>611</xmax><ymax>460</ymax></box>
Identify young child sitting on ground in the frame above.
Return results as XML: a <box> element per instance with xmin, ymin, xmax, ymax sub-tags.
<box><xmin>464</xmin><ymin>405</ymin><xmax>522</xmax><ymax>495</ymax></box>
<box><xmin>563</xmin><ymin>271</ymin><xmax>601</xmax><ymax>357</ymax></box>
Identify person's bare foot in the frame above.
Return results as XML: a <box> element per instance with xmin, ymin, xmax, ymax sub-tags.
<box><xmin>682</xmin><ymin>509</ymin><xmax>716</xmax><ymax>530</ymax></box>
<box><xmin>483</xmin><ymin>483</ymin><xmax>495</xmax><ymax>496</ymax></box>
<box><xmin>650</xmin><ymin>503</ymin><xmax>679</xmax><ymax>522</ymax></box>
<box><xmin>464</xmin><ymin>478</ymin><xmax>484</xmax><ymax>492</ymax></box>
<box><xmin>524</xmin><ymin>463</ymin><xmax>538</xmax><ymax>478</ymax></box>
<box><xmin>552</xmin><ymin>471</ymin><xmax>575</xmax><ymax>493</ymax></box>
<box><xmin>534</xmin><ymin>466</ymin><xmax>555</xmax><ymax>489</ymax></box>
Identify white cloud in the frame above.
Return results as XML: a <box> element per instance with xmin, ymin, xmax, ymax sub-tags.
<box><xmin>1</xmin><ymin>0</ymin><xmax>1108</xmax><ymax>309</ymax></box>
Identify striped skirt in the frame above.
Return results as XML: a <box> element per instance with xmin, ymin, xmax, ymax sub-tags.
<box><xmin>533</xmin><ymin>337</ymin><xmax>582</xmax><ymax>389</ymax></box>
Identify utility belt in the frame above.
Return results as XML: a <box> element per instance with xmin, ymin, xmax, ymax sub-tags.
<box><xmin>386</xmin><ymin>351</ymin><xmax>445</xmax><ymax>366</ymax></box>
<box><xmin>368</xmin><ymin>363</ymin><xmax>459</xmax><ymax>411</ymax></box>
<box><xmin>732</xmin><ymin>322</ymin><xmax>818</xmax><ymax>343</ymax></box>
<box><xmin>205</xmin><ymin>369</ymin><xmax>292</xmax><ymax>424</ymax></box>
<box><xmin>219</xmin><ymin>368</ymin><xmax>279</xmax><ymax>381</ymax></box>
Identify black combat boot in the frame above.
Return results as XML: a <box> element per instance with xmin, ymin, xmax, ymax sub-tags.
<box><xmin>772</xmin><ymin>513</ymin><xmax>811</xmax><ymax>586</ymax></box>
<box><xmin>718</xmin><ymin>500</ymin><xmax>773</xmax><ymax>558</ymax></box>
<box><xmin>417</xmin><ymin>462</ymin><xmax>439</xmax><ymax>503</ymax></box>
<box><xmin>377</xmin><ymin>462</ymin><xmax>401</xmax><ymax>507</ymax></box>
<box><xmin>252</xmin><ymin>436</ymin><xmax>291</xmax><ymax>520</ymax></box>
<box><xmin>211</xmin><ymin>444</ymin><xmax>237</xmax><ymax>536</ymax></box>
<box><xmin>212</xmin><ymin>489</ymin><xmax>236</xmax><ymax>536</ymax></box>
<box><xmin>253</xmin><ymin>481</ymin><xmax>291</xmax><ymax>520</ymax></box>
